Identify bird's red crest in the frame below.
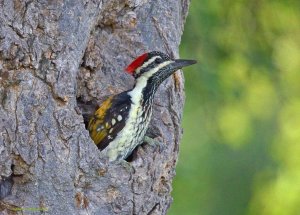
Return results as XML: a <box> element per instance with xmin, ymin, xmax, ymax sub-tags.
<box><xmin>125</xmin><ymin>53</ymin><xmax>148</xmax><ymax>74</ymax></box>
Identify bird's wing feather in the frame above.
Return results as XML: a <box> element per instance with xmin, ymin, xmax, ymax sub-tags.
<box><xmin>88</xmin><ymin>92</ymin><xmax>131</xmax><ymax>150</ymax></box>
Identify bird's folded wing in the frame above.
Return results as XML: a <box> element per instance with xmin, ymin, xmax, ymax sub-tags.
<box><xmin>88</xmin><ymin>92</ymin><xmax>131</xmax><ymax>150</ymax></box>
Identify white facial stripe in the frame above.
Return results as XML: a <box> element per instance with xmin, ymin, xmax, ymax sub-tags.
<box><xmin>135</xmin><ymin>56</ymin><xmax>161</xmax><ymax>75</ymax></box>
<box><xmin>144</xmin><ymin>60</ymin><xmax>173</xmax><ymax>78</ymax></box>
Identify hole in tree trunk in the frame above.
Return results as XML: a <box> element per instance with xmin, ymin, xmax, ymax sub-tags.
<box><xmin>125</xmin><ymin>148</ymin><xmax>138</xmax><ymax>162</ymax></box>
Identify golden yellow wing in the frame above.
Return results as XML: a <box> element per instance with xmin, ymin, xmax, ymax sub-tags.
<box><xmin>88</xmin><ymin>96</ymin><xmax>114</xmax><ymax>147</ymax></box>
<box><xmin>88</xmin><ymin>92</ymin><xmax>131</xmax><ymax>150</ymax></box>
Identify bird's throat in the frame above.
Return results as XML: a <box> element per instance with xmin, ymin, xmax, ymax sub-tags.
<box><xmin>128</xmin><ymin>76</ymin><xmax>157</xmax><ymax>107</ymax></box>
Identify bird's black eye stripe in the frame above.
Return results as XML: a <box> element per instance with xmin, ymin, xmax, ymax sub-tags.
<box><xmin>155</xmin><ymin>58</ymin><xmax>163</xmax><ymax>64</ymax></box>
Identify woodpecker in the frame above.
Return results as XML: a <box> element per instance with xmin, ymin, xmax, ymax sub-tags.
<box><xmin>88</xmin><ymin>51</ymin><xmax>196</xmax><ymax>162</ymax></box>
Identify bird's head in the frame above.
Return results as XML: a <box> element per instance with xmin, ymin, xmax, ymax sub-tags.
<box><xmin>125</xmin><ymin>51</ymin><xmax>197</xmax><ymax>85</ymax></box>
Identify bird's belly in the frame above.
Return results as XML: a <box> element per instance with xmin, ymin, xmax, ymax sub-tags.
<box><xmin>104</xmin><ymin>109</ymin><xmax>152</xmax><ymax>162</ymax></box>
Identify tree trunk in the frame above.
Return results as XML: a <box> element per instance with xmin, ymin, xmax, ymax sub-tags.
<box><xmin>0</xmin><ymin>0</ymin><xmax>190</xmax><ymax>214</ymax></box>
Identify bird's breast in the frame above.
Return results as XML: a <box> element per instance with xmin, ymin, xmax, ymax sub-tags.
<box><xmin>104</xmin><ymin>101</ymin><xmax>153</xmax><ymax>161</ymax></box>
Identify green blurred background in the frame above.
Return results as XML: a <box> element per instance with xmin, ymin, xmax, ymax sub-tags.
<box><xmin>169</xmin><ymin>0</ymin><xmax>300</xmax><ymax>215</ymax></box>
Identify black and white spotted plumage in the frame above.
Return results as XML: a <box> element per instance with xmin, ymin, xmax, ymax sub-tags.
<box><xmin>88</xmin><ymin>92</ymin><xmax>131</xmax><ymax>150</ymax></box>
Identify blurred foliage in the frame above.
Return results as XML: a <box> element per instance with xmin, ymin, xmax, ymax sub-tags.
<box><xmin>169</xmin><ymin>0</ymin><xmax>300</xmax><ymax>215</ymax></box>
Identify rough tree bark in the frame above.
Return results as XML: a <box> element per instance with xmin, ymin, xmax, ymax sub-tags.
<box><xmin>0</xmin><ymin>0</ymin><xmax>191</xmax><ymax>214</ymax></box>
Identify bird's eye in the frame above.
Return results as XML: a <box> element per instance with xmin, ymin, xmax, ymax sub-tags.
<box><xmin>155</xmin><ymin>58</ymin><xmax>163</xmax><ymax>64</ymax></box>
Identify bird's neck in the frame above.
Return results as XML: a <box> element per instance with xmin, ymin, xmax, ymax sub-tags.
<box><xmin>128</xmin><ymin>76</ymin><xmax>158</xmax><ymax>106</ymax></box>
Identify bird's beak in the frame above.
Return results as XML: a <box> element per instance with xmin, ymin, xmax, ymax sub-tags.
<box><xmin>169</xmin><ymin>59</ymin><xmax>197</xmax><ymax>71</ymax></box>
